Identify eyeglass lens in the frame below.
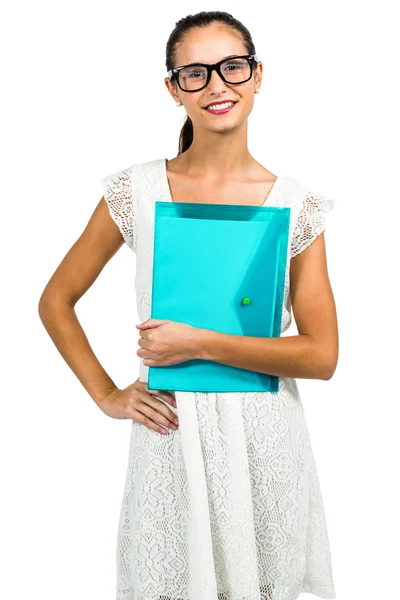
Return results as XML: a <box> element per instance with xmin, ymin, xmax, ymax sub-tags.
<box><xmin>177</xmin><ymin>58</ymin><xmax>252</xmax><ymax>91</ymax></box>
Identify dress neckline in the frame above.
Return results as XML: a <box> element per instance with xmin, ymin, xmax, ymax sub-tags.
<box><xmin>161</xmin><ymin>157</ymin><xmax>284</xmax><ymax>207</ymax></box>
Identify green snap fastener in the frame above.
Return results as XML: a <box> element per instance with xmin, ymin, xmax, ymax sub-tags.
<box><xmin>242</xmin><ymin>297</ymin><xmax>251</xmax><ymax>305</ymax></box>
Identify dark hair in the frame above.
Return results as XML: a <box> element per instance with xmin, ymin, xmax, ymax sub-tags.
<box><xmin>165</xmin><ymin>11</ymin><xmax>257</xmax><ymax>155</ymax></box>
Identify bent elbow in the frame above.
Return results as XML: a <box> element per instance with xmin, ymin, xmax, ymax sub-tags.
<box><xmin>315</xmin><ymin>339</ymin><xmax>338</xmax><ymax>380</ymax></box>
<box><xmin>322</xmin><ymin>359</ymin><xmax>338</xmax><ymax>380</ymax></box>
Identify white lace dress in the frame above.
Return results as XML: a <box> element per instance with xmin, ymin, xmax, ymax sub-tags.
<box><xmin>102</xmin><ymin>157</ymin><xmax>337</xmax><ymax>600</ymax></box>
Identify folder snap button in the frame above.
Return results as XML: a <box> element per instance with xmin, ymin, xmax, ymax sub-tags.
<box><xmin>242</xmin><ymin>297</ymin><xmax>251</xmax><ymax>305</ymax></box>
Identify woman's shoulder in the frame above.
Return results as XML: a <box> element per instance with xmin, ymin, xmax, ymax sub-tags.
<box><xmin>281</xmin><ymin>175</ymin><xmax>338</xmax><ymax>258</ymax></box>
<box><xmin>101</xmin><ymin>157</ymin><xmax>167</xmax><ymax>253</ymax></box>
<box><xmin>279</xmin><ymin>174</ymin><xmax>337</xmax><ymax>212</ymax></box>
<box><xmin>101</xmin><ymin>156</ymin><xmax>166</xmax><ymax>182</ymax></box>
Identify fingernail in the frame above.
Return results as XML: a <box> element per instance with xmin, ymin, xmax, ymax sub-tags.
<box><xmin>174</xmin><ymin>418</ymin><xmax>179</xmax><ymax>425</ymax></box>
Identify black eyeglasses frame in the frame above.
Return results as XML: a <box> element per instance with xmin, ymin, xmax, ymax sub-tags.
<box><xmin>167</xmin><ymin>54</ymin><xmax>259</xmax><ymax>92</ymax></box>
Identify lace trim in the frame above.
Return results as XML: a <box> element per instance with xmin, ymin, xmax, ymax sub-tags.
<box><xmin>102</xmin><ymin>166</ymin><xmax>138</xmax><ymax>252</ymax></box>
<box><xmin>291</xmin><ymin>190</ymin><xmax>337</xmax><ymax>258</ymax></box>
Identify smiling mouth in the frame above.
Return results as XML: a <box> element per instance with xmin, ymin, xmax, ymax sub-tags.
<box><xmin>204</xmin><ymin>101</ymin><xmax>237</xmax><ymax>113</ymax></box>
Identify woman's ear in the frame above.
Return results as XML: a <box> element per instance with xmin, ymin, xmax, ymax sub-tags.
<box><xmin>164</xmin><ymin>77</ymin><xmax>180</xmax><ymax>104</ymax></box>
<box><xmin>255</xmin><ymin>60</ymin><xmax>263</xmax><ymax>90</ymax></box>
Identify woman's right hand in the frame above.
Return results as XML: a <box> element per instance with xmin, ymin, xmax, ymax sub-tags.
<box><xmin>99</xmin><ymin>378</ymin><xmax>179</xmax><ymax>434</ymax></box>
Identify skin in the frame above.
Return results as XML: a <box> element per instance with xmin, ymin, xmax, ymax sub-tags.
<box><xmin>38</xmin><ymin>23</ymin><xmax>338</xmax><ymax>437</ymax></box>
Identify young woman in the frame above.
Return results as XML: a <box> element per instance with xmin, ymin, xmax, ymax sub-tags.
<box><xmin>39</xmin><ymin>10</ymin><xmax>338</xmax><ymax>600</ymax></box>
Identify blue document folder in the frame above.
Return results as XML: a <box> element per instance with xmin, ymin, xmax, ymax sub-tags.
<box><xmin>148</xmin><ymin>201</ymin><xmax>291</xmax><ymax>393</ymax></box>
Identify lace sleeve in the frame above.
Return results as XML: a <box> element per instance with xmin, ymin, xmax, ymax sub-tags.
<box><xmin>291</xmin><ymin>189</ymin><xmax>337</xmax><ymax>258</ymax></box>
<box><xmin>101</xmin><ymin>165</ymin><xmax>138</xmax><ymax>252</ymax></box>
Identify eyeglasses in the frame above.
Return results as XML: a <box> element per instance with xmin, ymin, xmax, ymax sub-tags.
<box><xmin>167</xmin><ymin>54</ymin><xmax>259</xmax><ymax>92</ymax></box>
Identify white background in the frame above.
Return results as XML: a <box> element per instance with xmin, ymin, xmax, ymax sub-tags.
<box><xmin>1</xmin><ymin>1</ymin><xmax>399</xmax><ymax>598</ymax></box>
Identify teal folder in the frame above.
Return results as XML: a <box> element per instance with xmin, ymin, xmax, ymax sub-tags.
<box><xmin>148</xmin><ymin>201</ymin><xmax>291</xmax><ymax>393</ymax></box>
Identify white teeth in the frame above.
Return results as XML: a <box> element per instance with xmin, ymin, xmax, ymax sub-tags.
<box><xmin>206</xmin><ymin>101</ymin><xmax>234</xmax><ymax>111</ymax></box>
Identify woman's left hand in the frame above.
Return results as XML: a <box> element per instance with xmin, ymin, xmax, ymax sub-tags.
<box><xmin>136</xmin><ymin>318</ymin><xmax>203</xmax><ymax>366</ymax></box>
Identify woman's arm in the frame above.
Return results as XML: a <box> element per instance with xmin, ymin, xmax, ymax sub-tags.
<box><xmin>196</xmin><ymin>233</ymin><xmax>339</xmax><ymax>380</ymax></box>
<box><xmin>38</xmin><ymin>197</ymin><xmax>126</xmax><ymax>407</ymax></box>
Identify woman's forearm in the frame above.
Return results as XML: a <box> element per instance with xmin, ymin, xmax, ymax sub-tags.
<box><xmin>38</xmin><ymin>298</ymin><xmax>119</xmax><ymax>407</ymax></box>
<box><xmin>197</xmin><ymin>329</ymin><xmax>335</xmax><ymax>380</ymax></box>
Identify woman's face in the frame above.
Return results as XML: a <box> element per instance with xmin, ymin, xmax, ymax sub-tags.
<box><xmin>164</xmin><ymin>23</ymin><xmax>263</xmax><ymax>133</ymax></box>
